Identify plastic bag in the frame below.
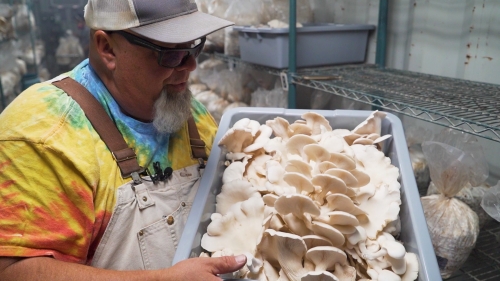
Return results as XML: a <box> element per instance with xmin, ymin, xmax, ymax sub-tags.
<box><xmin>481</xmin><ymin>181</ymin><xmax>500</xmax><ymax>223</ymax></box>
<box><xmin>405</xmin><ymin>126</ymin><xmax>433</xmax><ymax>196</ymax></box>
<box><xmin>250</xmin><ymin>86</ymin><xmax>287</xmax><ymax>108</ymax></box>
<box><xmin>203</xmin><ymin>69</ymin><xmax>245</xmax><ymax>102</ymax></box>
<box><xmin>55</xmin><ymin>30</ymin><xmax>84</xmax><ymax>68</ymax></box>
<box><xmin>205</xmin><ymin>0</ymin><xmax>231</xmax><ymax>50</ymax></box>
<box><xmin>420</xmin><ymin>141</ymin><xmax>480</xmax><ymax>279</ymax></box>
<box><xmin>427</xmin><ymin>181</ymin><xmax>492</xmax><ymax>228</ymax></box>
<box><xmin>310</xmin><ymin>89</ymin><xmax>332</xmax><ymax>109</ymax></box>
<box><xmin>261</xmin><ymin>0</ymin><xmax>313</xmax><ymax>24</ymax></box>
<box><xmin>433</xmin><ymin>129</ymin><xmax>489</xmax><ymax>186</ymax></box>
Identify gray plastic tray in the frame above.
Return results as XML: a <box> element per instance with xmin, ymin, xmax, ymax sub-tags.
<box><xmin>173</xmin><ymin>108</ymin><xmax>441</xmax><ymax>281</ymax></box>
<box><xmin>233</xmin><ymin>24</ymin><xmax>375</xmax><ymax>68</ymax></box>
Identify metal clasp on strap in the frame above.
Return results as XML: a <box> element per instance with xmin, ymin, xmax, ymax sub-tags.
<box><xmin>198</xmin><ymin>158</ymin><xmax>206</xmax><ymax>170</ymax></box>
<box><xmin>112</xmin><ymin>148</ymin><xmax>137</xmax><ymax>163</ymax></box>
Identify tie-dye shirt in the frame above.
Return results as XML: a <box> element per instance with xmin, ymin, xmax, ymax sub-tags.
<box><xmin>0</xmin><ymin>59</ymin><xmax>218</xmax><ymax>263</ymax></box>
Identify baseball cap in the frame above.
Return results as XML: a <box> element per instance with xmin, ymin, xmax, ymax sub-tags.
<box><xmin>84</xmin><ymin>0</ymin><xmax>234</xmax><ymax>43</ymax></box>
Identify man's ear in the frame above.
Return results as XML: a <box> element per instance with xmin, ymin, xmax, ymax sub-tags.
<box><xmin>93</xmin><ymin>30</ymin><xmax>116</xmax><ymax>70</ymax></box>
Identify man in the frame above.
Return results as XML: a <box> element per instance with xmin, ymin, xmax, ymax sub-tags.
<box><xmin>0</xmin><ymin>0</ymin><xmax>246</xmax><ymax>280</ymax></box>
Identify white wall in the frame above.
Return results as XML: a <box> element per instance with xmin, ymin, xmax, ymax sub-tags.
<box><xmin>312</xmin><ymin>0</ymin><xmax>500</xmax><ymax>84</ymax></box>
<box><xmin>311</xmin><ymin>0</ymin><xmax>500</xmax><ymax>184</ymax></box>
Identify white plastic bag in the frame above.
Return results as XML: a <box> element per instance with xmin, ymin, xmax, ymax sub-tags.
<box><xmin>481</xmin><ymin>181</ymin><xmax>500</xmax><ymax>223</ymax></box>
<box><xmin>405</xmin><ymin>126</ymin><xmax>433</xmax><ymax>196</ymax></box>
<box><xmin>421</xmin><ymin>141</ymin><xmax>481</xmax><ymax>279</ymax></box>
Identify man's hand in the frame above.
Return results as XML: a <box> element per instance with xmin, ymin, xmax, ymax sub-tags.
<box><xmin>0</xmin><ymin>255</ymin><xmax>247</xmax><ymax>281</ymax></box>
<box><xmin>164</xmin><ymin>255</ymin><xmax>247</xmax><ymax>280</ymax></box>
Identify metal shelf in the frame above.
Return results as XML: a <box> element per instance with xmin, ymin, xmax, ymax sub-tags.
<box><xmin>292</xmin><ymin>64</ymin><xmax>500</xmax><ymax>142</ymax></box>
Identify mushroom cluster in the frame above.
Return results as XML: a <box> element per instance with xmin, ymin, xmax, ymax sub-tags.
<box><xmin>201</xmin><ymin>111</ymin><xmax>419</xmax><ymax>281</ymax></box>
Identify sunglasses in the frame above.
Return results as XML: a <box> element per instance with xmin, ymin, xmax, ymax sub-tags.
<box><xmin>108</xmin><ymin>30</ymin><xmax>206</xmax><ymax>68</ymax></box>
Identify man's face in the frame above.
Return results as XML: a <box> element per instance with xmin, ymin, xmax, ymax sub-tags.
<box><xmin>106</xmin><ymin>31</ymin><xmax>198</xmax><ymax>122</ymax></box>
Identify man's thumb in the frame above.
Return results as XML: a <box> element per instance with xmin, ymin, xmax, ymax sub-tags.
<box><xmin>211</xmin><ymin>254</ymin><xmax>247</xmax><ymax>275</ymax></box>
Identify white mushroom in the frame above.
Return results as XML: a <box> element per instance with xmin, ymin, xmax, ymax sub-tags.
<box><xmin>257</xmin><ymin>229</ymin><xmax>309</xmax><ymax>281</ymax></box>
<box><xmin>401</xmin><ymin>252</ymin><xmax>419</xmax><ymax>281</ymax></box>
<box><xmin>216</xmin><ymin>179</ymin><xmax>260</xmax><ymax>215</ymax></box>
<box><xmin>284</xmin><ymin>172</ymin><xmax>316</xmax><ymax>195</ymax></box>
<box><xmin>285</xmin><ymin>159</ymin><xmax>313</xmax><ymax>178</ymax></box>
<box><xmin>218</xmin><ymin>127</ymin><xmax>254</xmax><ymax>153</ymax></box>
<box><xmin>266</xmin><ymin>117</ymin><xmax>292</xmax><ymax>141</ymax></box>
<box><xmin>201</xmin><ymin>197</ymin><xmax>266</xmax><ymax>255</ymax></box>
<box><xmin>352</xmin><ymin>111</ymin><xmax>387</xmax><ymax>136</ymax></box>
<box><xmin>244</xmin><ymin>124</ymin><xmax>274</xmax><ymax>153</ymax></box>
<box><xmin>302</xmin><ymin>112</ymin><xmax>333</xmax><ymax>135</ymax></box>
<box><xmin>301</xmin><ymin>271</ymin><xmax>339</xmax><ymax>281</ymax></box>
<box><xmin>304</xmin><ymin>246</ymin><xmax>347</xmax><ymax>271</ymax></box>
<box><xmin>302</xmin><ymin>235</ymin><xmax>334</xmax><ymax>250</ymax></box>
<box><xmin>310</xmin><ymin>221</ymin><xmax>345</xmax><ymax>248</ymax></box>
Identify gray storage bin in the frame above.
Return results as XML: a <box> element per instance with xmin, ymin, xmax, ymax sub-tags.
<box><xmin>173</xmin><ymin>108</ymin><xmax>441</xmax><ymax>281</ymax></box>
<box><xmin>233</xmin><ymin>24</ymin><xmax>375</xmax><ymax>68</ymax></box>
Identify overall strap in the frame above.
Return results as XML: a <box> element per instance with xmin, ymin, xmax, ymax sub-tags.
<box><xmin>52</xmin><ymin>77</ymin><xmax>142</xmax><ymax>178</ymax></box>
<box><xmin>187</xmin><ymin>117</ymin><xmax>208</xmax><ymax>161</ymax></box>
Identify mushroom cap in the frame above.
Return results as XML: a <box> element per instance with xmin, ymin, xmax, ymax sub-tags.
<box><xmin>302</xmin><ymin>234</ymin><xmax>333</xmax><ymax>249</ymax></box>
<box><xmin>233</xmin><ymin>117</ymin><xmax>251</xmax><ymax>129</ymax></box>
<box><xmin>301</xmin><ymin>271</ymin><xmax>339</xmax><ymax>281</ymax></box>
<box><xmin>317</xmin><ymin>161</ymin><xmax>338</xmax><ymax>174</ymax></box>
<box><xmin>377</xmin><ymin>269</ymin><xmax>402</xmax><ymax>281</ymax></box>
<box><xmin>324</xmin><ymin>168</ymin><xmax>359</xmax><ymax>187</ymax></box>
<box><xmin>303</xmin><ymin>144</ymin><xmax>331</xmax><ymax>163</ymax></box>
<box><xmin>266</xmin><ymin>117</ymin><xmax>291</xmax><ymax>140</ymax></box>
<box><xmin>346</xmin><ymin>225</ymin><xmax>367</xmax><ymax>246</ymax></box>
<box><xmin>285</xmin><ymin>159</ymin><xmax>313</xmax><ymax>178</ymax></box>
<box><xmin>202</xmin><ymin>197</ymin><xmax>266</xmax><ymax>255</ymax></box>
<box><xmin>290</xmin><ymin>122</ymin><xmax>312</xmax><ymax>136</ymax></box>
<box><xmin>266</xmin><ymin>160</ymin><xmax>286</xmax><ymax>184</ymax></box>
<box><xmin>311</xmin><ymin>221</ymin><xmax>345</xmax><ymax>247</ymax></box>
<box><xmin>216</xmin><ymin>179</ymin><xmax>260</xmax><ymax>215</ymax></box>
<box><xmin>243</xmin><ymin>124</ymin><xmax>274</xmax><ymax>153</ymax></box>
<box><xmin>316</xmin><ymin>211</ymin><xmax>359</xmax><ymax>226</ymax></box>
<box><xmin>343</xmin><ymin>132</ymin><xmax>363</xmax><ymax>146</ymax></box>
<box><xmin>367</xmin><ymin>133</ymin><xmax>381</xmax><ymax>141</ymax></box>
<box><xmin>284</xmin><ymin>172</ymin><xmax>316</xmax><ymax>194</ymax></box>
<box><xmin>352</xmin><ymin>110</ymin><xmax>387</xmax><ymax>135</ymax></box>
<box><xmin>353</xmin><ymin>137</ymin><xmax>374</xmax><ymax>146</ymax></box>
<box><xmin>218</xmin><ymin>127</ymin><xmax>254</xmax><ymax>153</ymax></box>
<box><xmin>305</xmin><ymin>246</ymin><xmax>347</xmax><ymax>271</ymax></box>
<box><xmin>286</xmin><ymin>134</ymin><xmax>317</xmax><ymax>157</ymax></box>
<box><xmin>283</xmin><ymin>213</ymin><xmax>313</xmax><ymax>236</ymax></box>
<box><xmin>401</xmin><ymin>252</ymin><xmax>419</xmax><ymax>281</ymax></box>
<box><xmin>324</xmin><ymin>193</ymin><xmax>366</xmax><ymax>216</ymax></box>
<box><xmin>312</xmin><ymin>174</ymin><xmax>351</xmax><ymax>198</ymax></box>
<box><xmin>258</xmin><ymin>229</ymin><xmax>309</xmax><ymax>280</ymax></box>
<box><xmin>302</xmin><ymin>112</ymin><xmax>333</xmax><ymax>135</ymax></box>
<box><xmin>275</xmin><ymin>194</ymin><xmax>321</xmax><ymax>219</ymax></box>
<box><xmin>332</xmin><ymin>264</ymin><xmax>357</xmax><ymax>281</ymax></box>
<box><xmin>349</xmin><ymin>169</ymin><xmax>371</xmax><ymax>187</ymax></box>
<box><xmin>329</xmin><ymin>152</ymin><xmax>356</xmax><ymax>170</ymax></box>
<box><xmin>318</xmin><ymin>132</ymin><xmax>345</xmax><ymax>154</ymax></box>
<box><xmin>262</xmin><ymin>193</ymin><xmax>279</xmax><ymax>207</ymax></box>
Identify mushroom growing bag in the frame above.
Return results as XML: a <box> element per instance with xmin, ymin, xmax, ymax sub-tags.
<box><xmin>420</xmin><ymin>141</ymin><xmax>481</xmax><ymax>279</ymax></box>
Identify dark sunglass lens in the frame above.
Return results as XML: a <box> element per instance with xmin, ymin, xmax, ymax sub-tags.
<box><xmin>160</xmin><ymin>50</ymin><xmax>188</xmax><ymax>67</ymax></box>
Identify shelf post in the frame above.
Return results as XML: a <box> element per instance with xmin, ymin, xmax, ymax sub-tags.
<box><xmin>375</xmin><ymin>0</ymin><xmax>389</xmax><ymax>68</ymax></box>
<box><xmin>287</xmin><ymin>0</ymin><xmax>297</xmax><ymax>109</ymax></box>
<box><xmin>0</xmin><ymin>79</ymin><xmax>5</xmax><ymax>111</ymax></box>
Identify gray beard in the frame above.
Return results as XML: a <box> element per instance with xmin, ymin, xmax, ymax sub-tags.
<box><xmin>152</xmin><ymin>87</ymin><xmax>193</xmax><ymax>134</ymax></box>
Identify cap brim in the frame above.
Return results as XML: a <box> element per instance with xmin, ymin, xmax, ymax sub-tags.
<box><xmin>130</xmin><ymin>11</ymin><xmax>233</xmax><ymax>44</ymax></box>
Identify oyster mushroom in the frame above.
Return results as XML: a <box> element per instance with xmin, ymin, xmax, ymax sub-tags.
<box><xmin>257</xmin><ymin>229</ymin><xmax>309</xmax><ymax>281</ymax></box>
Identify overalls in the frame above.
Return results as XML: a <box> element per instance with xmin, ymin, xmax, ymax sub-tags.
<box><xmin>53</xmin><ymin>77</ymin><xmax>208</xmax><ymax>270</ymax></box>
